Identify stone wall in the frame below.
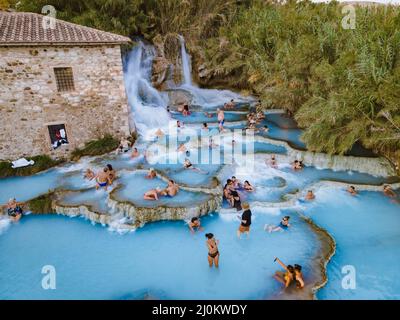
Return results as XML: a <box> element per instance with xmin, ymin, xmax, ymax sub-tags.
<box><xmin>0</xmin><ymin>45</ymin><xmax>132</xmax><ymax>160</ymax></box>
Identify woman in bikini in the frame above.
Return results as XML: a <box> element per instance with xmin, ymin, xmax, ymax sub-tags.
<box><xmin>243</xmin><ymin>180</ymin><xmax>254</xmax><ymax>192</ymax></box>
<box><xmin>206</xmin><ymin>233</ymin><xmax>220</xmax><ymax>268</ymax></box>
<box><xmin>273</xmin><ymin>257</ymin><xmax>296</xmax><ymax>288</ymax></box>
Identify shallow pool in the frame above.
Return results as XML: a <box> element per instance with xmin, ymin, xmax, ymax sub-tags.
<box><xmin>0</xmin><ymin>209</ymin><xmax>319</xmax><ymax>300</ymax></box>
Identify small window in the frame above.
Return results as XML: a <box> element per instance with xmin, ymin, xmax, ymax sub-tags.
<box><xmin>54</xmin><ymin>67</ymin><xmax>75</xmax><ymax>92</ymax></box>
<box><xmin>48</xmin><ymin>124</ymin><xmax>69</xmax><ymax>149</ymax></box>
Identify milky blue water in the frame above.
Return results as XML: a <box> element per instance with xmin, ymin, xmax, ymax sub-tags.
<box><xmin>114</xmin><ymin>171</ymin><xmax>211</xmax><ymax>207</ymax></box>
<box><xmin>0</xmin><ymin>103</ymin><xmax>398</xmax><ymax>300</ymax></box>
<box><xmin>300</xmin><ymin>188</ymin><xmax>400</xmax><ymax>299</ymax></box>
<box><xmin>0</xmin><ymin>209</ymin><xmax>319</xmax><ymax>300</ymax></box>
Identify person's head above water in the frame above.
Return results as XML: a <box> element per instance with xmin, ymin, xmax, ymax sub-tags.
<box><xmin>205</xmin><ymin>233</ymin><xmax>214</xmax><ymax>239</ymax></box>
<box><xmin>294</xmin><ymin>264</ymin><xmax>302</xmax><ymax>272</ymax></box>
<box><xmin>106</xmin><ymin>164</ymin><xmax>113</xmax><ymax>171</ymax></box>
<box><xmin>283</xmin><ymin>216</ymin><xmax>290</xmax><ymax>221</ymax></box>
<box><xmin>191</xmin><ymin>217</ymin><xmax>199</xmax><ymax>223</ymax></box>
<box><xmin>287</xmin><ymin>265</ymin><xmax>295</xmax><ymax>273</ymax></box>
<box><xmin>103</xmin><ymin>168</ymin><xmax>108</xmax><ymax>173</ymax></box>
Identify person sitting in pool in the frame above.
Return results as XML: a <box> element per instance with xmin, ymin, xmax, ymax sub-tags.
<box><xmin>84</xmin><ymin>168</ymin><xmax>95</xmax><ymax>180</ymax></box>
<box><xmin>177</xmin><ymin>120</ymin><xmax>182</xmax><ymax>128</ymax></box>
<box><xmin>267</xmin><ymin>155</ymin><xmax>278</xmax><ymax>168</ymax></box>
<box><xmin>155</xmin><ymin>128</ymin><xmax>164</xmax><ymax>138</ymax></box>
<box><xmin>206</xmin><ymin>233</ymin><xmax>220</xmax><ymax>268</ymax></box>
<box><xmin>292</xmin><ymin>160</ymin><xmax>302</xmax><ymax>171</ymax></box>
<box><xmin>182</xmin><ymin>104</ymin><xmax>190</xmax><ymax>116</ymax></box>
<box><xmin>294</xmin><ymin>264</ymin><xmax>305</xmax><ymax>289</ymax></box>
<box><xmin>256</xmin><ymin>111</ymin><xmax>265</xmax><ymax>120</ymax></box>
<box><xmin>305</xmin><ymin>190</ymin><xmax>315</xmax><ymax>201</ymax></box>
<box><xmin>204</xmin><ymin>112</ymin><xmax>213</xmax><ymax>118</ymax></box>
<box><xmin>106</xmin><ymin>164</ymin><xmax>116</xmax><ymax>185</ymax></box>
<box><xmin>217</xmin><ymin>108</ymin><xmax>225</xmax><ymax>132</ymax></box>
<box><xmin>273</xmin><ymin>257</ymin><xmax>296</xmax><ymax>288</ymax></box>
<box><xmin>223</xmin><ymin>179</ymin><xmax>235</xmax><ymax>202</ymax></box>
<box><xmin>116</xmin><ymin>138</ymin><xmax>131</xmax><ymax>154</ymax></box>
<box><xmin>95</xmin><ymin>168</ymin><xmax>111</xmax><ymax>190</ymax></box>
<box><xmin>131</xmin><ymin>147</ymin><xmax>140</xmax><ymax>159</ymax></box>
<box><xmin>145</xmin><ymin>168</ymin><xmax>157</xmax><ymax>179</ymax></box>
<box><xmin>143</xmin><ymin>188</ymin><xmax>161</xmax><ymax>201</ymax></box>
<box><xmin>161</xmin><ymin>180</ymin><xmax>179</xmax><ymax>198</ymax></box>
<box><xmin>188</xmin><ymin>217</ymin><xmax>204</xmax><ymax>233</ymax></box>
<box><xmin>383</xmin><ymin>185</ymin><xmax>396</xmax><ymax>198</ymax></box>
<box><xmin>230</xmin><ymin>190</ymin><xmax>242</xmax><ymax>211</ymax></box>
<box><xmin>264</xmin><ymin>216</ymin><xmax>291</xmax><ymax>233</ymax></box>
<box><xmin>177</xmin><ymin>143</ymin><xmax>187</xmax><ymax>153</ymax></box>
<box><xmin>243</xmin><ymin>180</ymin><xmax>254</xmax><ymax>192</ymax></box>
<box><xmin>3</xmin><ymin>198</ymin><xmax>24</xmax><ymax>222</ymax></box>
<box><xmin>225</xmin><ymin>99</ymin><xmax>235</xmax><ymax>109</ymax></box>
<box><xmin>347</xmin><ymin>185</ymin><xmax>357</xmax><ymax>196</ymax></box>
<box><xmin>231</xmin><ymin>176</ymin><xmax>242</xmax><ymax>189</ymax></box>
<box><xmin>258</xmin><ymin>125</ymin><xmax>269</xmax><ymax>133</ymax></box>
<box><xmin>202</xmin><ymin>122</ymin><xmax>209</xmax><ymax>131</ymax></box>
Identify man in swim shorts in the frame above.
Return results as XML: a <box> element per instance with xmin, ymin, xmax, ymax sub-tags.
<box><xmin>237</xmin><ymin>202</ymin><xmax>251</xmax><ymax>238</ymax></box>
<box><xmin>95</xmin><ymin>168</ymin><xmax>111</xmax><ymax>190</ymax></box>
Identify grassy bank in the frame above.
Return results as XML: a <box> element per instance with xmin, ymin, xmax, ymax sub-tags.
<box><xmin>0</xmin><ymin>155</ymin><xmax>64</xmax><ymax>179</ymax></box>
<box><xmin>70</xmin><ymin>135</ymin><xmax>120</xmax><ymax>161</ymax></box>
<box><xmin>26</xmin><ymin>192</ymin><xmax>56</xmax><ymax>214</ymax></box>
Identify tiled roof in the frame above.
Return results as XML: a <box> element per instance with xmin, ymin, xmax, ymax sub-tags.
<box><xmin>0</xmin><ymin>11</ymin><xmax>131</xmax><ymax>46</ymax></box>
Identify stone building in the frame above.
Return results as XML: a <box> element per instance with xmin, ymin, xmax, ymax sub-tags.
<box><xmin>0</xmin><ymin>11</ymin><xmax>133</xmax><ymax>160</ymax></box>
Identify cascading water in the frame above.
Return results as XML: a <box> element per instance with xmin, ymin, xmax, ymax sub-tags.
<box><xmin>179</xmin><ymin>35</ymin><xmax>192</xmax><ymax>86</ymax></box>
<box><xmin>178</xmin><ymin>36</ymin><xmax>253</xmax><ymax>108</ymax></box>
<box><xmin>124</xmin><ymin>42</ymin><xmax>171</xmax><ymax>137</ymax></box>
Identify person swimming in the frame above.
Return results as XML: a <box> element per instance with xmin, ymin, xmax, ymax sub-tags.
<box><xmin>243</xmin><ymin>180</ymin><xmax>254</xmax><ymax>192</ymax></box>
<box><xmin>273</xmin><ymin>257</ymin><xmax>296</xmax><ymax>288</ymax></box>
<box><xmin>305</xmin><ymin>190</ymin><xmax>315</xmax><ymax>200</ymax></box>
<box><xmin>347</xmin><ymin>185</ymin><xmax>357</xmax><ymax>196</ymax></box>
<box><xmin>95</xmin><ymin>168</ymin><xmax>110</xmax><ymax>190</ymax></box>
<box><xmin>189</xmin><ymin>217</ymin><xmax>204</xmax><ymax>233</ymax></box>
<box><xmin>206</xmin><ymin>233</ymin><xmax>220</xmax><ymax>268</ymax></box>
<box><xmin>265</xmin><ymin>216</ymin><xmax>291</xmax><ymax>233</ymax></box>
<box><xmin>3</xmin><ymin>198</ymin><xmax>24</xmax><ymax>222</ymax></box>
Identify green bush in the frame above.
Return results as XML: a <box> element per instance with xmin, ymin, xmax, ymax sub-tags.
<box><xmin>0</xmin><ymin>155</ymin><xmax>64</xmax><ymax>179</ymax></box>
<box><xmin>71</xmin><ymin>135</ymin><xmax>120</xmax><ymax>161</ymax></box>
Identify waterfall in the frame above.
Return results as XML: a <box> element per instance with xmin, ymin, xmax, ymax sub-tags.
<box><xmin>124</xmin><ymin>42</ymin><xmax>171</xmax><ymax>137</ymax></box>
<box><xmin>179</xmin><ymin>35</ymin><xmax>192</xmax><ymax>85</ymax></box>
<box><xmin>177</xmin><ymin>36</ymin><xmax>254</xmax><ymax>108</ymax></box>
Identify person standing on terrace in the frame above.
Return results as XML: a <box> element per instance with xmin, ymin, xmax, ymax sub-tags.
<box><xmin>217</xmin><ymin>108</ymin><xmax>225</xmax><ymax>132</ymax></box>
